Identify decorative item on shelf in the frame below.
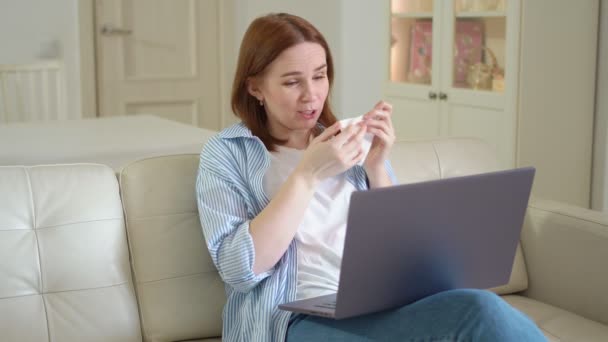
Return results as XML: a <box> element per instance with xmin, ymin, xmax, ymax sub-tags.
<box><xmin>407</xmin><ymin>20</ymin><xmax>432</xmax><ymax>84</ymax></box>
<box><xmin>466</xmin><ymin>46</ymin><xmax>502</xmax><ymax>91</ymax></box>
<box><xmin>458</xmin><ymin>0</ymin><xmax>501</xmax><ymax>13</ymax></box>
<box><xmin>454</xmin><ymin>20</ymin><xmax>484</xmax><ymax>87</ymax></box>
<box><xmin>394</xmin><ymin>0</ymin><xmax>432</xmax><ymax>14</ymax></box>
<box><xmin>496</xmin><ymin>0</ymin><xmax>506</xmax><ymax>11</ymax></box>
<box><xmin>457</xmin><ymin>0</ymin><xmax>474</xmax><ymax>12</ymax></box>
<box><xmin>492</xmin><ymin>73</ymin><xmax>505</xmax><ymax>92</ymax></box>
<box><xmin>473</xmin><ymin>0</ymin><xmax>500</xmax><ymax>12</ymax></box>
<box><xmin>416</xmin><ymin>0</ymin><xmax>433</xmax><ymax>13</ymax></box>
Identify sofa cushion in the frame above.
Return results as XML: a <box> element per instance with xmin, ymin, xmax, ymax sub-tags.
<box><xmin>0</xmin><ymin>164</ymin><xmax>141</xmax><ymax>342</ymax></box>
<box><xmin>120</xmin><ymin>155</ymin><xmax>224</xmax><ymax>342</ymax></box>
<box><xmin>521</xmin><ymin>199</ymin><xmax>608</xmax><ymax>326</ymax></box>
<box><xmin>503</xmin><ymin>295</ymin><xmax>608</xmax><ymax>342</ymax></box>
<box><xmin>389</xmin><ymin>138</ymin><xmax>528</xmax><ymax>295</ymax></box>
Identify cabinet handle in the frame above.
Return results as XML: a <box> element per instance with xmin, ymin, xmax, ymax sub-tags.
<box><xmin>101</xmin><ymin>24</ymin><xmax>133</xmax><ymax>36</ymax></box>
<box><xmin>439</xmin><ymin>92</ymin><xmax>448</xmax><ymax>100</ymax></box>
<box><xmin>428</xmin><ymin>92</ymin><xmax>437</xmax><ymax>100</ymax></box>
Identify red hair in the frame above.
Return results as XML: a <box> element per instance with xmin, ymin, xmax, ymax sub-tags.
<box><xmin>231</xmin><ymin>13</ymin><xmax>338</xmax><ymax>151</ymax></box>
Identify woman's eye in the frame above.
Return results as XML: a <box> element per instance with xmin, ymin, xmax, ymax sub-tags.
<box><xmin>314</xmin><ymin>75</ymin><xmax>326</xmax><ymax>80</ymax></box>
<box><xmin>284</xmin><ymin>81</ymin><xmax>298</xmax><ymax>86</ymax></box>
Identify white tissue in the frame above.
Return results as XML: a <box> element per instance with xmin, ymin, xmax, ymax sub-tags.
<box><xmin>339</xmin><ymin>116</ymin><xmax>373</xmax><ymax>166</ymax></box>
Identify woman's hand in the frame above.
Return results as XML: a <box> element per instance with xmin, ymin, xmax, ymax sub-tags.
<box><xmin>251</xmin><ymin>122</ymin><xmax>365</xmax><ymax>274</ymax></box>
<box><xmin>294</xmin><ymin>121</ymin><xmax>367</xmax><ymax>186</ymax></box>
<box><xmin>362</xmin><ymin>101</ymin><xmax>395</xmax><ymax>187</ymax></box>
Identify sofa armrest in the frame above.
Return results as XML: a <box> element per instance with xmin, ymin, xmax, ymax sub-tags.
<box><xmin>520</xmin><ymin>198</ymin><xmax>608</xmax><ymax>325</ymax></box>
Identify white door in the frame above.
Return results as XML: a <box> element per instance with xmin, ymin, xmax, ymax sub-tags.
<box><xmin>95</xmin><ymin>0</ymin><xmax>222</xmax><ymax>129</ymax></box>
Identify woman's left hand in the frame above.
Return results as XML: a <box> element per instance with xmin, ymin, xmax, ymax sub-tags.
<box><xmin>362</xmin><ymin>100</ymin><xmax>395</xmax><ymax>173</ymax></box>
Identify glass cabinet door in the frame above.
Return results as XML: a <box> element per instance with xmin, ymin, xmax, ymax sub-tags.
<box><xmin>452</xmin><ymin>0</ymin><xmax>507</xmax><ymax>92</ymax></box>
<box><xmin>390</xmin><ymin>0</ymin><xmax>435</xmax><ymax>85</ymax></box>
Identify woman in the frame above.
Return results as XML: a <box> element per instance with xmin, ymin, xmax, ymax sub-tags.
<box><xmin>196</xmin><ymin>13</ymin><xmax>546</xmax><ymax>341</ymax></box>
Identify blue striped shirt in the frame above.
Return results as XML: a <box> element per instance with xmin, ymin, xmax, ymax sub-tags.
<box><xmin>195</xmin><ymin>122</ymin><xmax>396</xmax><ymax>341</ymax></box>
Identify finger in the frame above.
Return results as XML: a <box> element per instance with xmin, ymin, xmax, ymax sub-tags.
<box><xmin>347</xmin><ymin>147</ymin><xmax>365</xmax><ymax>166</ymax></box>
<box><xmin>341</xmin><ymin>124</ymin><xmax>367</xmax><ymax>154</ymax></box>
<box><xmin>343</xmin><ymin>137</ymin><xmax>365</xmax><ymax>165</ymax></box>
<box><xmin>374</xmin><ymin>100</ymin><xmax>392</xmax><ymax>113</ymax></box>
<box><xmin>364</xmin><ymin>118</ymin><xmax>390</xmax><ymax>132</ymax></box>
<box><xmin>370</xmin><ymin>123</ymin><xmax>395</xmax><ymax>141</ymax></box>
<box><xmin>314</xmin><ymin>121</ymin><xmax>341</xmax><ymax>142</ymax></box>
<box><xmin>333</xmin><ymin>122</ymin><xmax>362</xmax><ymax>146</ymax></box>
<box><xmin>364</xmin><ymin>109</ymin><xmax>389</xmax><ymax>121</ymax></box>
<box><xmin>367</xmin><ymin>127</ymin><xmax>392</xmax><ymax>144</ymax></box>
<box><xmin>365</xmin><ymin>110</ymin><xmax>394</xmax><ymax>131</ymax></box>
<box><xmin>353</xmin><ymin>147</ymin><xmax>366</xmax><ymax>164</ymax></box>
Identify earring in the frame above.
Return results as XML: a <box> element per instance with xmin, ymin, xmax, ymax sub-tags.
<box><xmin>259</xmin><ymin>100</ymin><xmax>264</xmax><ymax>106</ymax></box>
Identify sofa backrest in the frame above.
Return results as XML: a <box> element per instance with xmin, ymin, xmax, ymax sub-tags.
<box><xmin>390</xmin><ymin>138</ymin><xmax>499</xmax><ymax>183</ymax></box>
<box><xmin>119</xmin><ymin>155</ymin><xmax>224</xmax><ymax>342</ymax></box>
<box><xmin>0</xmin><ymin>164</ymin><xmax>141</xmax><ymax>342</ymax></box>
<box><xmin>117</xmin><ymin>137</ymin><xmax>529</xmax><ymax>340</ymax></box>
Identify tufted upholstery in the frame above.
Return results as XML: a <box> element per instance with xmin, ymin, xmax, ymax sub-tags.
<box><xmin>0</xmin><ymin>164</ymin><xmax>141</xmax><ymax>342</ymax></box>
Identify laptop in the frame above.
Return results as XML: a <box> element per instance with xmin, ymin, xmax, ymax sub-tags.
<box><xmin>278</xmin><ymin>167</ymin><xmax>535</xmax><ymax>319</ymax></box>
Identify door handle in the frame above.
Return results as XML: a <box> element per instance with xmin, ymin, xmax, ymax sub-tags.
<box><xmin>428</xmin><ymin>91</ymin><xmax>437</xmax><ymax>100</ymax></box>
<box><xmin>439</xmin><ymin>92</ymin><xmax>448</xmax><ymax>100</ymax></box>
<box><xmin>101</xmin><ymin>24</ymin><xmax>133</xmax><ymax>36</ymax></box>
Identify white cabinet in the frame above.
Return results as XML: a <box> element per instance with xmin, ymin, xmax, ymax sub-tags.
<box><xmin>384</xmin><ymin>0</ymin><xmax>598</xmax><ymax>209</ymax></box>
<box><xmin>385</xmin><ymin>0</ymin><xmax>519</xmax><ymax>168</ymax></box>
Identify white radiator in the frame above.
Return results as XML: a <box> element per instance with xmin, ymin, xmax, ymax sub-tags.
<box><xmin>0</xmin><ymin>61</ymin><xmax>66</xmax><ymax>124</ymax></box>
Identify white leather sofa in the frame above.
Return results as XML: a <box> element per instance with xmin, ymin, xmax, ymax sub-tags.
<box><xmin>1</xmin><ymin>138</ymin><xmax>607</xmax><ymax>341</ymax></box>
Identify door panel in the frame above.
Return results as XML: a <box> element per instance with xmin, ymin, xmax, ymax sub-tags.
<box><xmin>96</xmin><ymin>0</ymin><xmax>221</xmax><ymax>130</ymax></box>
<box><xmin>443</xmin><ymin>103</ymin><xmax>516</xmax><ymax>169</ymax></box>
<box><xmin>122</xmin><ymin>0</ymin><xmax>196</xmax><ymax>79</ymax></box>
<box><xmin>389</xmin><ymin>96</ymin><xmax>440</xmax><ymax>140</ymax></box>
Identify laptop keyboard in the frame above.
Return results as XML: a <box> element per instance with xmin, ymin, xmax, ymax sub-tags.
<box><xmin>314</xmin><ymin>300</ymin><xmax>336</xmax><ymax>310</ymax></box>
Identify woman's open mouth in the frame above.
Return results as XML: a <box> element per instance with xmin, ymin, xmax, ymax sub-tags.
<box><xmin>298</xmin><ymin>109</ymin><xmax>317</xmax><ymax>120</ymax></box>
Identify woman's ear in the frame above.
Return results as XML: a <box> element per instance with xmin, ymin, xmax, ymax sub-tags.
<box><xmin>246</xmin><ymin>77</ymin><xmax>263</xmax><ymax>102</ymax></box>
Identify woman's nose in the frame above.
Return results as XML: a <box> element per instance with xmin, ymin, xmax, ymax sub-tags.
<box><xmin>300</xmin><ymin>81</ymin><xmax>315</xmax><ymax>102</ymax></box>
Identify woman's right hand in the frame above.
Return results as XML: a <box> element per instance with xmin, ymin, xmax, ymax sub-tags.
<box><xmin>249</xmin><ymin>122</ymin><xmax>365</xmax><ymax>275</ymax></box>
<box><xmin>295</xmin><ymin>121</ymin><xmax>367</xmax><ymax>185</ymax></box>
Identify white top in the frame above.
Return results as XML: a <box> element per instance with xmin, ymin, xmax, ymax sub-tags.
<box><xmin>262</xmin><ymin>146</ymin><xmax>357</xmax><ymax>300</ymax></box>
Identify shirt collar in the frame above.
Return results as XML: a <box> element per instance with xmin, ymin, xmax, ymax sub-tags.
<box><xmin>218</xmin><ymin>121</ymin><xmax>327</xmax><ymax>140</ymax></box>
<box><xmin>218</xmin><ymin>122</ymin><xmax>255</xmax><ymax>139</ymax></box>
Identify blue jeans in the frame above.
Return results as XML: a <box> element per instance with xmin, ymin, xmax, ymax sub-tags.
<box><xmin>286</xmin><ymin>289</ymin><xmax>546</xmax><ymax>341</ymax></box>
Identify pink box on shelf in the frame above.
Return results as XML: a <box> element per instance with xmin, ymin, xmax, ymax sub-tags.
<box><xmin>408</xmin><ymin>20</ymin><xmax>433</xmax><ymax>83</ymax></box>
<box><xmin>453</xmin><ymin>21</ymin><xmax>484</xmax><ymax>86</ymax></box>
<box><xmin>406</xmin><ymin>20</ymin><xmax>485</xmax><ymax>86</ymax></box>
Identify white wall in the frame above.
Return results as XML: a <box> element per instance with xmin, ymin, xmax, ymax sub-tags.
<box><xmin>592</xmin><ymin>0</ymin><xmax>608</xmax><ymax>211</ymax></box>
<box><xmin>517</xmin><ymin>0</ymin><xmax>598</xmax><ymax>208</ymax></box>
<box><xmin>339</xmin><ymin>2</ymin><xmax>387</xmax><ymax>118</ymax></box>
<box><xmin>230</xmin><ymin>0</ymin><xmax>386</xmax><ymax>119</ymax></box>
<box><xmin>0</xmin><ymin>0</ymin><xmax>82</xmax><ymax>119</ymax></box>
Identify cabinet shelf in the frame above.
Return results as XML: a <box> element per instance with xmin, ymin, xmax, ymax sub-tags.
<box><xmin>392</xmin><ymin>12</ymin><xmax>433</xmax><ymax>19</ymax></box>
<box><xmin>455</xmin><ymin>11</ymin><xmax>506</xmax><ymax>18</ymax></box>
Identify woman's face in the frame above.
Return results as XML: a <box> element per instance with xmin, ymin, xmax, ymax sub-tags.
<box><xmin>249</xmin><ymin>42</ymin><xmax>329</xmax><ymax>142</ymax></box>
